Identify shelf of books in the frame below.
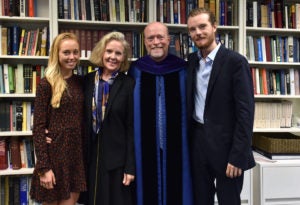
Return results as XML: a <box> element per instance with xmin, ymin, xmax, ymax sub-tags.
<box><xmin>245</xmin><ymin>0</ymin><xmax>300</xmax><ymax>133</ymax></box>
<box><xmin>54</xmin><ymin>0</ymin><xmax>152</xmax><ymax>60</ymax></box>
<box><xmin>0</xmin><ymin>1</ymin><xmax>51</xmax><ymax>190</ymax></box>
<box><xmin>245</xmin><ymin>1</ymin><xmax>300</xmax><ymax>203</ymax></box>
<box><xmin>54</xmin><ymin>0</ymin><xmax>241</xmax><ymax>62</ymax></box>
<box><xmin>155</xmin><ymin>0</ymin><xmax>241</xmax><ymax>59</ymax></box>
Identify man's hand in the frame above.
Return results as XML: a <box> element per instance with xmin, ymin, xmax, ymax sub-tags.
<box><xmin>226</xmin><ymin>163</ymin><xmax>242</xmax><ymax>178</ymax></box>
<box><xmin>123</xmin><ymin>173</ymin><xmax>135</xmax><ymax>186</ymax></box>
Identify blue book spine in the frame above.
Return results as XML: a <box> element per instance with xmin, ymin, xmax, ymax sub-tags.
<box><xmin>220</xmin><ymin>1</ymin><xmax>225</xmax><ymax>25</ymax></box>
<box><xmin>0</xmin><ymin>65</ymin><xmax>4</xmax><ymax>93</ymax></box>
<box><xmin>280</xmin><ymin>69</ymin><xmax>286</xmax><ymax>95</ymax></box>
<box><xmin>24</xmin><ymin>139</ymin><xmax>33</xmax><ymax>168</ymax></box>
<box><xmin>19</xmin><ymin>176</ymin><xmax>28</xmax><ymax>205</ymax></box>
<box><xmin>256</xmin><ymin>38</ymin><xmax>263</xmax><ymax>61</ymax></box>
<box><xmin>293</xmin><ymin>37</ymin><xmax>299</xmax><ymax>62</ymax></box>
<box><xmin>12</xmin><ymin>25</ymin><xmax>20</xmax><ymax>55</ymax></box>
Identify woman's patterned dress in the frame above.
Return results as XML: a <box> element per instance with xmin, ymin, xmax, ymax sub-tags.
<box><xmin>30</xmin><ymin>75</ymin><xmax>87</xmax><ymax>203</ymax></box>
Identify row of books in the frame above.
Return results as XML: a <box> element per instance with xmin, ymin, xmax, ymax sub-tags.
<box><xmin>0</xmin><ymin>29</ymin><xmax>232</xmax><ymax>63</ymax></box>
<box><xmin>0</xmin><ymin>137</ymin><xmax>35</xmax><ymax>170</ymax></box>
<box><xmin>58</xmin><ymin>0</ymin><xmax>148</xmax><ymax>22</ymax></box>
<box><xmin>156</xmin><ymin>0</ymin><xmax>234</xmax><ymax>25</ymax></box>
<box><xmin>0</xmin><ymin>64</ymin><xmax>45</xmax><ymax>94</ymax></box>
<box><xmin>60</xmin><ymin>28</ymin><xmax>232</xmax><ymax>60</ymax></box>
<box><xmin>60</xmin><ymin>28</ymin><xmax>147</xmax><ymax>58</ymax></box>
<box><xmin>254</xmin><ymin>101</ymin><xmax>292</xmax><ymax>129</ymax></box>
<box><xmin>246</xmin><ymin>0</ymin><xmax>300</xmax><ymax>29</ymax></box>
<box><xmin>0</xmin><ymin>0</ymin><xmax>37</xmax><ymax>17</ymax></box>
<box><xmin>0</xmin><ymin>26</ymin><xmax>49</xmax><ymax>56</ymax></box>
<box><xmin>0</xmin><ymin>175</ymin><xmax>39</xmax><ymax>205</ymax></box>
<box><xmin>0</xmin><ymin>101</ymin><xmax>33</xmax><ymax>132</ymax></box>
<box><xmin>251</xmin><ymin>68</ymin><xmax>300</xmax><ymax>96</ymax></box>
<box><xmin>0</xmin><ymin>63</ymin><xmax>96</xmax><ymax>95</ymax></box>
<box><xmin>246</xmin><ymin>35</ymin><xmax>300</xmax><ymax>63</ymax></box>
<box><xmin>73</xmin><ymin>64</ymin><xmax>95</xmax><ymax>76</ymax></box>
<box><xmin>169</xmin><ymin>32</ymin><xmax>233</xmax><ymax>60</ymax></box>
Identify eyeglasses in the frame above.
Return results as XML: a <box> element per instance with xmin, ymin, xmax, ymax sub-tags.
<box><xmin>145</xmin><ymin>35</ymin><xmax>166</xmax><ymax>42</ymax></box>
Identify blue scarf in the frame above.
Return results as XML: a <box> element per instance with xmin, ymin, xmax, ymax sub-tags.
<box><xmin>92</xmin><ymin>68</ymin><xmax>118</xmax><ymax>134</ymax></box>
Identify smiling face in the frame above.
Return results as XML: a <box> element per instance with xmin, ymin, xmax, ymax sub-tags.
<box><xmin>187</xmin><ymin>12</ymin><xmax>217</xmax><ymax>54</ymax></box>
<box><xmin>102</xmin><ymin>40</ymin><xmax>125</xmax><ymax>74</ymax></box>
<box><xmin>144</xmin><ymin>22</ymin><xmax>170</xmax><ymax>62</ymax></box>
<box><xmin>58</xmin><ymin>39</ymin><xmax>80</xmax><ymax>76</ymax></box>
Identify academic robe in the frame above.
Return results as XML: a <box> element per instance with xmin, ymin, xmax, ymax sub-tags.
<box><xmin>128</xmin><ymin>54</ymin><xmax>193</xmax><ymax>205</ymax></box>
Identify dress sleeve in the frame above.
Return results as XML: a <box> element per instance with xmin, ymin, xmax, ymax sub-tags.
<box><xmin>32</xmin><ymin>79</ymin><xmax>52</xmax><ymax>173</ymax></box>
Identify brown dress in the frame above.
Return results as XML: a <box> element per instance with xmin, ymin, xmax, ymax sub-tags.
<box><xmin>30</xmin><ymin>75</ymin><xmax>87</xmax><ymax>203</ymax></box>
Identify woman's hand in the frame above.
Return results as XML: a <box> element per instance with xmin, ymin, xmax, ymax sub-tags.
<box><xmin>123</xmin><ymin>173</ymin><xmax>135</xmax><ymax>186</ymax></box>
<box><xmin>45</xmin><ymin>129</ymin><xmax>52</xmax><ymax>144</ymax></box>
<box><xmin>40</xmin><ymin>169</ymin><xmax>56</xmax><ymax>189</ymax></box>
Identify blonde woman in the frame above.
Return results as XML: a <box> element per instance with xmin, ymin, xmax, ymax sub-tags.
<box><xmin>83</xmin><ymin>31</ymin><xmax>135</xmax><ymax>205</ymax></box>
<box><xmin>30</xmin><ymin>33</ymin><xmax>86</xmax><ymax>205</ymax></box>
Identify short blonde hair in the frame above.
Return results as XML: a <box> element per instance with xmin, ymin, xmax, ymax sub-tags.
<box><xmin>89</xmin><ymin>31</ymin><xmax>131</xmax><ymax>72</ymax></box>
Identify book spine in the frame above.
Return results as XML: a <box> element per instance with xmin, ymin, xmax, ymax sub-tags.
<box><xmin>19</xmin><ymin>0</ymin><xmax>26</xmax><ymax>17</ymax></box>
<box><xmin>58</xmin><ymin>0</ymin><xmax>64</xmax><ymax>18</ymax></box>
<box><xmin>3</xmin><ymin>64</ymin><xmax>10</xmax><ymax>94</ymax></box>
<box><xmin>1</xmin><ymin>27</ymin><xmax>8</xmax><ymax>55</ymax></box>
<box><xmin>19</xmin><ymin>176</ymin><xmax>28</xmax><ymax>205</ymax></box>
<box><xmin>8</xmin><ymin>65</ymin><xmax>15</xmax><ymax>93</ymax></box>
<box><xmin>9</xmin><ymin>137</ymin><xmax>21</xmax><ymax>170</ymax></box>
<box><xmin>0</xmin><ymin>139</ymin><xmax>8</xmax><ymax>170</ymax></box>
<box><xmin>28</xmin><ymin>0</ymin><xmax>34</xmax><ymax>17</ymax></box>
<box><xmin>15</xmin><ymin>101</ymin><xmax>23</xmax><ymax>131</ymax></box>
<box><xmin>18</xmin><ymin>29</ymin><xmax>26</xmax><ymax>56</ymax></box>
<box><xmin>12</xmin><ymin>25</ymin><xmax>20</xmax><ymax>55</ymax></box>
<box><xmin>179</xmin><ymin>0</ymin><xmax>185</xmax><ymax>24</ymax></box>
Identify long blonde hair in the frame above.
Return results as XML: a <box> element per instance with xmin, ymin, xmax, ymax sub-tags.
<box><xmin>45</xmin><ymin>33</ymin><xmax>80</xmax><ymax>108</ymax></box>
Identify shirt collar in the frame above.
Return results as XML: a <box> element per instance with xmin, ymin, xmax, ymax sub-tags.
<box><xmin>197</xmin><ymin>43</ymin><xmax>221</xmax><ymax>62</ymax></box>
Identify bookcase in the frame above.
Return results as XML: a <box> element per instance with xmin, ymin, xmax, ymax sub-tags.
<box><xmin>244</xmin><ymin>0</ymin><xmax>300</xmax><ymax>205</ymax></box>
<box><xmin>0</xmin><ymin>0</ymin><xmax>299</xmax><ymax>204</ymax></box>
<box><xmin>0</xmin><ymin>1</ymin><xmax>51</xmax><ymax>204</ymax></box>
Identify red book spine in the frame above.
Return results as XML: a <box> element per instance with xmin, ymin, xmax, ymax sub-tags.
<box><xmin>180</xmin><ymin>0</ymin><xmax>186</xmax><ymax>24</ymax></box>
<box><xmin>264</xmin><ymin>36</ymin><xmax>272</xmax><ymax>62</ymax></box>
<box><xmin>0</xmin><ymin>139</ymin><xmax>8</xmax><ymax>170</ymax></box>
<box><xmin>28</xmin><ymin>0</ymin><xmax>35</xmax><ymax>17</ymax></box>
<box><xmin>10</xmin><ymin>137</ymin><xmax>22</xmax><ymax>170</ymax></box>
<box><xmin>275</xmin><ymin>1</ymin><xmax>283</xmax><ymax>28</ymax></box>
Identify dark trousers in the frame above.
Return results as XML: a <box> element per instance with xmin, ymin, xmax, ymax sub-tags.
<box><xmin>191</xmin><ymin>121</ymin><xmax>244</xmax><ymax>205</ymax></box>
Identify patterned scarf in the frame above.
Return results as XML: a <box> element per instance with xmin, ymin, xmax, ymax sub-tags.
<box><xmin>92</xmin><ymin>68</ymin><xmax>118</xmax><ymax>134</ymax></box>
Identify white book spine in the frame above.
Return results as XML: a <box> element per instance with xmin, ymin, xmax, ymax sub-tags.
<box><xmin>253</xmin><ymin>1</ymin><xmax>257</xmax><ymax>27</ymax></box>
<box><xmin>289</xmin><ymin>68</ymin><xmax>295</xmax><ymax>95</ymax></box>
<box><xmin>170</xmin><ymin>0</ymin><xmax>174</xmax><ymax>24</ymax></box>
